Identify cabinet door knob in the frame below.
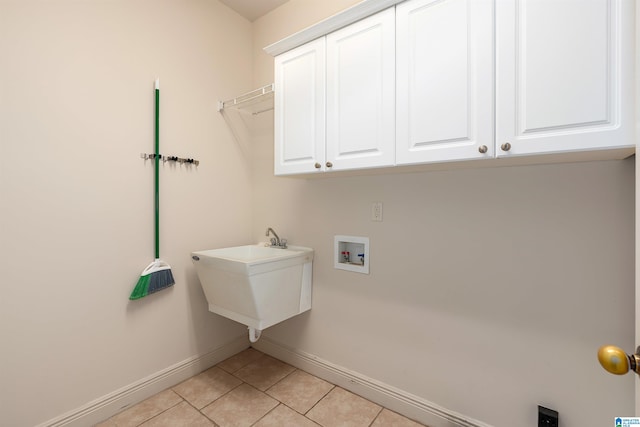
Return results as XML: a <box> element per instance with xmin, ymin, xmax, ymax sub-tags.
<box><xmin>314</xmin><ymin>163</ymin><xmax>321</xmax><ymax>169</ymax></box>
<box><xmin>501</xmin><ymin>142</ymin><xmax>512</xmax><ymax>152</ymax></box>
<box><xmin>478</xmin><ymin>145</ymin><xmax>488</xmax><ymax>154</ymax></box>
<box><xmin>326</xmin><ymin>162</ymin><xmax>333</xmax><ymax>168</ymax></box>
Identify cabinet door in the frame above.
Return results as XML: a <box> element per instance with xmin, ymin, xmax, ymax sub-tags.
<box><xmin>325</xmin><ymin>8</ymin><xmax>396</xmax><ymax>171</ymax></box>
<box><xmin>496</xmin><ymin>0</ymin><xmax>634</xmax><ymax>158</ymax></box>
<box><xmin>274</xmin><ymin>38</ymin><xmax>326</xmax><ymax>175</ymax></box>
<box><xmin>396</xmin><ymin>0</ymin><xmax>494</xmax><ymax>165</ymax></box>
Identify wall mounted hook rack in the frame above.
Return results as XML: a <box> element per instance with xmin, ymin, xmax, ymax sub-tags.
<box><xmin>140</xmin><ymin>153</ymin><xmax>163</xmax><ymax>160</ymax></box>
<box><xmin>140</xmin><ymin>153</ymin><xmax>200</xmax><ymax>166</ymax></box>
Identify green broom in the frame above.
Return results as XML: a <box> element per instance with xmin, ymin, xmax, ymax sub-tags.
<box><xmin>130</xmin><ymin>79</ymin><xmax>175</xmax><ymax>300</ymax></box>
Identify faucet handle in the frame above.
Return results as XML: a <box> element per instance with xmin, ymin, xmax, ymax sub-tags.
<box><xmin>280</xmin><ymin>239</ymin><xmax>288</xmax><ymax>248</ymax></box>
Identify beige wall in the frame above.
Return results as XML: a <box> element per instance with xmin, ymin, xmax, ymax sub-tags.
<box><xmin>0</xmin><ymin>1</ymin><xmax>254</xmax><ymax>425</ymax></box>
<box><xmin>0</xmin><ymin>0</ymin><xmax>635</xmax><ymax>426</ymax></box>
<box><xmin>252</xmin><ymin>1</ymin><xmax>636</xmax><ymax>426</ymax></box>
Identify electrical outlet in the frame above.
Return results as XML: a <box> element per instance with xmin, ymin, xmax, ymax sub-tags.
<box><xmin>371</xmin><ymin>202</ymin><xmax>383</xmax><ymax>222</ymax></box>
<box><xmin>538</xmin><ymin>406</ymin><xmax>558</xmax><ymax>427</ymax></box>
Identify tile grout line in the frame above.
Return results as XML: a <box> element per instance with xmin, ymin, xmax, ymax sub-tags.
<box><xmin>195</xmin><ymin>380</ymin><xmax>245</xmax><ymax>415</ymax></box>
<box><xmin>367</xmin><ymin>406</ymin><xmax>385</xmax><ymax>427</ymax></box>
<box><xmin>300</xmin><ymin>395</ymin><xmax>328</xmax><ymax>427</ymax></box>
<box><xmin>260</xmin><ymin>365</ymin><xmax>338</xmax><ymax>422</ymax></box>
<box><xmin>135</xmin><ymin>397</ymin><xmax>185</xmax><ymax>427</ymax></box>
<box><xmin>249</xmin><ymin>402</ymin><xmax>282</xmax><ymax>427</ymax></box>
<box><xmin>174</xmin><ymin>387</ymin><xmax>215</xmax><ymax>424</ymax></box>
<box><xmin>302</xmin><ymin>383</ymin><xmax>337</xmax><ymax>417</ymax></box>
<box><xmin>262</xmin><ymin>366</ymin><xmax>299</xmax><ymax>394</ymax></box>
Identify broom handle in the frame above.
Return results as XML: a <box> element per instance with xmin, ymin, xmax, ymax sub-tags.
<box><xmin>154</xmin><ymin>79</ymin><xmax>160</xmax><ymax>260</ymax></box>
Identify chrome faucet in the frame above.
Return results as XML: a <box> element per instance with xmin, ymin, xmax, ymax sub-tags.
<box><xmin>265</xmin><ymin>227</ymin><xmax>287</xmax><ymax>249</ymax></box>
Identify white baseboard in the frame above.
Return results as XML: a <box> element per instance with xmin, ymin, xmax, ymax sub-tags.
<box><xmin>252</xmin><ymin>337</ymin><xmax>492</xmax><ymax>427</ymax></box>
<box><xmin>38</xmin><ymin>335</ymin><xmax>249</xmax><ymax>427</ymax></box>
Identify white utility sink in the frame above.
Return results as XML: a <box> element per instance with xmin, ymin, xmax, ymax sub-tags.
<box><xmin>191</xmin><ymin>244</ymin><xmax>313</xmax><ymax>341</ymax></box>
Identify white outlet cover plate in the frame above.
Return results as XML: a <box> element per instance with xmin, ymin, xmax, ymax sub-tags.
<box><xmin>371</xmin><ymin>202</ymin><xmax>383</xmax><ymax>221</ymax></box>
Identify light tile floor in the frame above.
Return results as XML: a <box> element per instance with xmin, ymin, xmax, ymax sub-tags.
<box><xmin>96</xmin><ymin>348</ymin><xmax>427</xmax><ymax>427</ymax></box>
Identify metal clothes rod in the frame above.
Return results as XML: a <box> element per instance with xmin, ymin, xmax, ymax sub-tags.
<box><xmin>252</xmin><ymin>106</ymin><xmax>274</xmax><ymax>116</ymax></box>
<box><xmin>217</xmin><ymin>84</ymin><xmax>274</xmax><ymax>113</ymax></box>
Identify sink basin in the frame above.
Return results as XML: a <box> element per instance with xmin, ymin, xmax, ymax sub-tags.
<box><xmin>193</xmin><ymin>245</ymin><xmax>312</xmax><ymax>274</ymax></box>
<box><xmin>191</xmin><ymin>244</ymin><xmax>313</xmax><ymax>333</ymax></box>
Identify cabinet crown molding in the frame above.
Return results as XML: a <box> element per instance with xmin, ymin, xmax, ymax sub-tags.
<box><xmin>263</xmin><ymin>0</ymin><xmax>403</xmax><ymax>57</ymax></box>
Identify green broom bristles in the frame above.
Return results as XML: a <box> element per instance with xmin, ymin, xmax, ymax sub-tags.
<box><xmin>129</xmin><ymin>259</ymin><xmax>175</xmax><ymax>300</ymax></box>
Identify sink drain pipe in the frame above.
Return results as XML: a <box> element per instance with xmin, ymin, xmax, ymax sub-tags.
<box><xmin>248</xmin><ymin>327</ymin><xmax>262</xmax><ymax>343</ymax></box>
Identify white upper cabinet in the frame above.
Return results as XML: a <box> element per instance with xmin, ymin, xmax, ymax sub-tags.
<box><xmin>270</xmin><ymin>0</ymin><xmax>634</xmax><ymax>176</ymax></box>
<box><xmin>326</xmin><ymin>8</ymin><xmax>396</xmax><ymax>171</ymax></box>
<box><xmin>274</xmin><ymin>38</ymin><xmax>326</xmax><ymax>175</ymax></box>
<box><xmin>396</xmin><ymin>0</ymin><xmax>494</xmax><ymax>165</ymax></box>
<box><xmin>495</xmin><ymin>0</ymin><xmax>634</xmax><ymax>157</ymax></box>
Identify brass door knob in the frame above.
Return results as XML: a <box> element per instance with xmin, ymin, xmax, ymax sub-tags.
<box><xmin>478</xmin><ymin>145</ymin><xmax>488</xmax><ymax>154</ymax></box>
<box><xmin>501</xmin><ymin>142</ymin><xmax>512</xmax><ymax>151</ymax></box>
<box><xmin>326</xmin><ymin>162</ymin><xmax>333</xmax><ymax>168</ymax></box>
<box><xmin>597</xmin><ymin>345</ymin><xmax>640</xmax><ymax>376</ymax></box>
<box><xmin>314</xmin><ymin>163</ymin><xmax>321</xmax><ymax>169</ymax></box>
